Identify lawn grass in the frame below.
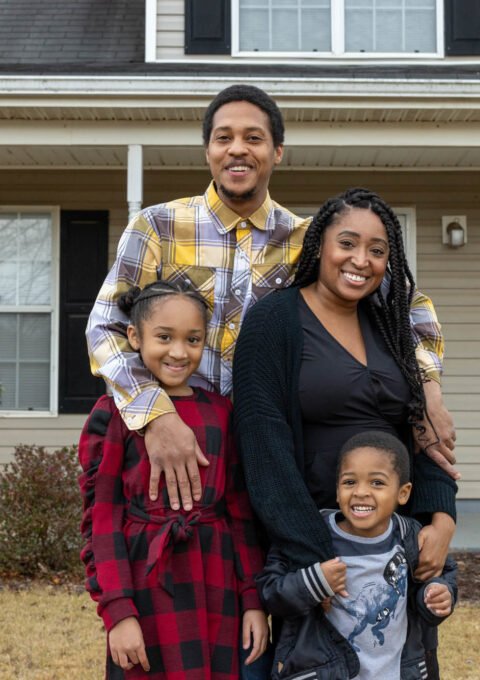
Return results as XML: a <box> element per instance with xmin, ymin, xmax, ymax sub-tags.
<box><xmin>0</xmin><ymin>585</ymin><xmax>477</xmax><ymax>679</ymax></box>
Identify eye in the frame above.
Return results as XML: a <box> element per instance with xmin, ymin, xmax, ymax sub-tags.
<box><xmin>157</xmin><ymin>334</ymin><xmax>170</xmax><ymax>342</ymax></box>
<box><xmin>341</xmin><ymin>479</ymin><xmax>355</xmax><ymax>486</ymax></box>
<box><xmin>188</xmin><ymin>336</ymin><xmax>202</xmax><ymax>345</ymax></box>
<box><xmin>215</xmin><ymin>134</ymin><xmax>230</xmax><ymax>142</ymax></box>
<box><xmin>247</xmin><ymin>134</ymin><xmax>263</xmax><ymax>142</ymax></box>
<box><xmin>371</xmin><ymin>479</ymin><xmax>386</xmax><ymax>487</ymax></box>
<box><xmin>371</xmin><ymin>247</ymin><xmax>387</xmax><ymax>257</ymax></box>
<box><xmin>339</xmin><ymin>239</ymin><xmax>355</xmax><ymax>248</ymax></box>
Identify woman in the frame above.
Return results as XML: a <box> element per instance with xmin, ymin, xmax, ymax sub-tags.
<box><xmin>233</xmin><ymin>188</ymin><xmax>457</xmax><ymax>678</ymax></box>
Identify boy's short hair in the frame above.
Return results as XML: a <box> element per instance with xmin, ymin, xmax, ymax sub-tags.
<box><xmin>202</xmin><ymin>84</ymin><xmax>285</xmax><ymax>147</ymax></box>
<box><xmin>337</xmin><ymin>431</ymin><xmax>410</xmax><ymax>485</ymax></box>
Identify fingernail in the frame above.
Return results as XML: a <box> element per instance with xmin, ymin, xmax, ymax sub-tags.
<box><xmin>172</xmin><ymin>503</ymin><xmax>180</xmax><ymax>510</ymax></box>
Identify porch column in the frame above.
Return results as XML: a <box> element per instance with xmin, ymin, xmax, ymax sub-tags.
<box><xmin>127</xmin><ymin>144</ymin><xmax>143</xmax><ymax>220</ymax></box>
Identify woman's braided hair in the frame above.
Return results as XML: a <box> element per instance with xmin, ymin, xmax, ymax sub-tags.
<box><xmin>294</xmin><ymin>187</ymin><xmax>426</xmax><ymax>432</ymax></box>
<box><xmin>118</xmin><ymin>280</ymin><xmax>209</xmax><ymax>335</ymax></box>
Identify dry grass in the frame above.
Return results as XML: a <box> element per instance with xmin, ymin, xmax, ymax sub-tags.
<box><xmin>0</xmin><ymin>585</ymin><xmax>477</xmax><ymax>679</ymax></box>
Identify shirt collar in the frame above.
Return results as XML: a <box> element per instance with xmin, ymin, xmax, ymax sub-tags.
<box><xmin>204</xmin><ymin>181</ymin><xmax>274</xmax><ymax>233</ymax></box>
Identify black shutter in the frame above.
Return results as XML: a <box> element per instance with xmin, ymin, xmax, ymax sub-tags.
<box><xmin>185</xmin><ymin>0</ymin><xmax>231</xmax><ymax>54</ymax></box>
<box><xmin>445</xmin><ymin>0</ymin><xmax>480</xmax><ymax>56</ymax></box>
<box><xmin>59</xmin><ymin>211</ymin><xmax>108</xmax><ymax>413</ymax></box>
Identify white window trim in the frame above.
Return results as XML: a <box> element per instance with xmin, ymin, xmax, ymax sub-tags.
<box><xmin>145</xmin><ymin>0</ymin><xmax>158</xmax><ymax>63</ymax></box>
<box><xmin>232</xmin><ymin>0</ymin><xmax>443</xmax><ymax>59</ymax></box>
<box><xmin>287</xmin><ymin>205</ymin><xmax>417</xmax><ymax>279</ymax></box>
<box><xmin>0</xmin><ymin>206</ymin><xmax>60</xmax><ymax>418</ymax></box>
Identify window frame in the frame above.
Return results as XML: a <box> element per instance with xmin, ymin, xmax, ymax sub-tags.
<box><xmin>287</xmin><ymin>204</ymin><xmax>417</xmax><ymax>278</ymax></box>
<box><xmin>232</xmin><ymin>0</ymin><xmax>444</xmax><ymax>59</ymax></box>
<box><xmin>0</xmin><ymin>206</ymin><xmax>60</xmax><ymax>417</ymax></box>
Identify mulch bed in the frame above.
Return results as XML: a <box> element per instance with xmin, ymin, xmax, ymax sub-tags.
<box><xmin>0</xmin><ymin>552</ymin><xmax>479</xmax><ymax>602</ymax></box>
<box><xmin>450</xmin><ymin>552</ymin><xmax>480</xmax><ymax>603</ymax></box>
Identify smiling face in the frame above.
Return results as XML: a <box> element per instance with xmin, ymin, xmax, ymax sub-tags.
<box><xmin>316</xmin><ymin>207</ymin><xmax>389</xmax><ymax>306</ymax></box>
<box><xmin>205</xmin><ymin>100</ymin><xmax>284</xmax><ymax>216</ymax></box>
<box><xmin>127</xmin><ymin>295</ymin><xmax>206</xmax><ymax>396</ymax></box>
<box><xmin>336</xmin><ymin>447</ymin><xmax>412</xmax><ymax>538</ymax></box>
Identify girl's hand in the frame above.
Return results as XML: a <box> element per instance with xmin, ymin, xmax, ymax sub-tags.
<box><xmin>242</xmin><ymin>609</ymin><xmax>269</xmax><ymax>666</ymax></box>
<box><xmin>321</xmin><ymin>557</ymin><xmax>349</xmax><ymax>597</ymax></box>
<box><xmin>424</xmin><ymin>583</ymin><xmax>453</xmax><ymax>617</ymax></box>
<box><xmin>108</xmin><ymin>617</ymin><xmax>150</xmax><ymax>672</ymax></box>
<box><xmin>415</xmin><ymin>513</ymin><xmax>455</xmax><ymax>581</ymax></box>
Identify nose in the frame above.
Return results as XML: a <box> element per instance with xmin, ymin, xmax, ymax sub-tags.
<box><xmin>227</xmin><ymin>135</ymin><xmax>248</xmax><ymax>156</ymax></box>
<box><xmin>350</xmin><ymin>247</ymin><xmax>369</xmax><ymax>269</ymax></box>
<box><xmin>169</xmin><ymin>340</ymin><xmax>188</xmax><ymax>359</ymax></box>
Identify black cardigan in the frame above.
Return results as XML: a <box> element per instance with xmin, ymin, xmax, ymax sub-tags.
<box><xmin>233</xmin><ymin>286</ymin><xmax>457</xmax><ymax>568</ymax></box>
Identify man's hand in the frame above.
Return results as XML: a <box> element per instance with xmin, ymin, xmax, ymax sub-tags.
<box><xmin>415</xmin><ymin>512</ymin><xmax>455</xmax><ymax>581</ymax></box>
<box><xmin>321</xmin><ymin>557</ymin><xmax>348</xmax><ymax>598</ymax></box>
<box><xmin>109</xmin><ymin>617</ymin><xmax>150</xmax><ymax>672</ymax></box>
<box><xmin>424</xmin><ymin>582</ymin><xmax>453</xmax><ymax>618</ymax></box>
<box><xmin>145</xmin><ymin>412</ymin><xmax>209</xmax><ymax>509</ymax></box>
<box><xmin>242</xmin><ymin>609</ymin><xmax>269</xmax><ymax>666</ymax></box>
<box><xmin>413</xmin><ymin>379</ymin><xmax>460</xmax><ymax>480</ymax></box>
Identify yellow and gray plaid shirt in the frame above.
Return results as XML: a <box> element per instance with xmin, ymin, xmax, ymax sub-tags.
<box><xmin>87</xmin><ymin>182</ymin><xmax>443</xmax><ymax>431</ymax></box>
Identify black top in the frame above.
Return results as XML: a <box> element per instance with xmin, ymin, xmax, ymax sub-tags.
<box><xmin>299</xmin><ymin>296</ymin><xmax>411</xmax><ymax>508</ymax></box>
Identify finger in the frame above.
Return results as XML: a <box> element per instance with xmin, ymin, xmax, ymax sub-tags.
<box><xmin>118</xmin><ymin>652</ymin><xmax>133</xmax><ymax>670</ymax></box>
<box><xmin>138</xmin><ymin>646</ymin><xmax>151</xmax><ymax>672</ymax></box>
<box><xmin>338</xmin><ymin>588</ymin><xmax>349</xmax><ymax>598</ymax></box>
<box><xmin>148</xmin><ymin>462</ymin><xmax>162</xmax><ymax>502</ymax></box>
<box><xmin>186</xmin><ymin>454</ymin><xmax>203</xmax><ymax>502</ymax></box>
<box><xmin>424</xmin><ymin>444</ymin><xmax>459</xmax><ymax>471</ymax></box>
<box><xmin>163</xmin><ymin>467</ymin><xmax>181</xmax><ymax>510</ymax></box>
<box><xmin>128</xmin><ymin>649</ymin><xmax>139</xmax><ymax>666</ymax></box>
<box><xmin>176</xmin><ymin>471</ymin><xmax>193</xmax><ymax>511</ymax></box>
<box><xmin>195</xmin><ymin>442</ymin><xmax>210</xmax><ymax>467</ymax></box>
<box><xmin>242</xmin><ymin>623</ymin><xmax>252</xmax><ymax>650</ymax></box>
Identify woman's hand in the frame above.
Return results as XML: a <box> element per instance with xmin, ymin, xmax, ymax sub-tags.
<box><xmin>424</xmin><ymin>582</ymin><xmax>453</xmax><ymax>617</ymax></box>
<box><xmin>415</xmin><ymin>513</ymin><xmax>455</xmax><ymax>581</ymax></box>
<box><xmin>108</xmin><ymin>617</ymin><xmax>150</xmax><ymax>672</ymax></box>
<box><xmin>242</xmin><ymin>609</ymin><xmax>269</xmax><ymax>665</ymax></box>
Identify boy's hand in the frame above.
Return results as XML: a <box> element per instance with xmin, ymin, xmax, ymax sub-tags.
<box><xmin>424</xmin><ymin>583</ymin><xmax>453</xmax><ymax>617</ymax></box>
<box><xmin>108</xmin><ymin>617</ymin><xmax>150</xmax><ymax>672</ymax></box>
<box><xmin>242</xmin><ymin>609</ymin><xmax>269</xmax><ymax>666</ymax></box>
<box><xmin>321</xmin><ymin>557</ymin><xmax>348</xmax><ymax>597</ymax></box>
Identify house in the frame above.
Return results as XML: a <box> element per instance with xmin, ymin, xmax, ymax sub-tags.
<box><xmin>0</xmin><ymin>0</ymin><xmax>479</xmax><ymax>509</ymax></box>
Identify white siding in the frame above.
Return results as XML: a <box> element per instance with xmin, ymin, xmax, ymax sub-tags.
<box><xmin>156</xmin><ymin>0</ymin><xmax>185</xmax><ymax>60</ymax></box>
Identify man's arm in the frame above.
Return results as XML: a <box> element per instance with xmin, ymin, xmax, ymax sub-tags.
<box><xmin>87</xmin><ymin>211</ymin><xmax>208</xmax><ymax>507</ymax></box>
<box><xmin>409</xmin><ymin>289</ymin><xmax>459</xmax><ymax>480</ymax></box>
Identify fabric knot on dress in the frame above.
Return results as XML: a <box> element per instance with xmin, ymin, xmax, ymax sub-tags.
<box><xmin>127</xmin><ymin>501</ymin><xmax>224</xmax><ymax>596</ymax></box>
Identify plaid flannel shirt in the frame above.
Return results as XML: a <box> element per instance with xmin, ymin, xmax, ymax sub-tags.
<box><xmin>87</xmin><ymin>182</ymin><xmax>444</xmax><ymax>432</ymax></box>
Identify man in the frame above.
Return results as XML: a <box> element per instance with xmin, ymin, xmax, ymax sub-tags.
<box><xmin>88</xmin><ymin>85</ymin><xmax>456</xmax><ymax>507</ymax></box>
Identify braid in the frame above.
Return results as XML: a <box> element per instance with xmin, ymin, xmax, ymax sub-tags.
<box><xmin>296</xmin><ymin>187</ymin><xmax>426</xmax><ymax>431</ymax></box>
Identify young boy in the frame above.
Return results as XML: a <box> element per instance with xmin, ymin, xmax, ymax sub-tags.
<box><xmin>257</xmin><ymin>431</ymin><xmax>457</xmax><ymax>680</ymax></box>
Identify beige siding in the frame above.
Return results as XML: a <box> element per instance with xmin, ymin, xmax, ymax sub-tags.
<box><xmin>156</xmin><ymin>0</ymin><xmax>185</xmax><ymax>60</ymax></box>
<box><xmin>0</xmin><ymin>168</ymin><xmax>479</xmax><ymax>498</ymax></box>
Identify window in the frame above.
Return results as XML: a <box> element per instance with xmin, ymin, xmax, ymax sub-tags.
<box><xmin>234</xmin><ymin>0</ymin><xmax>441</xmax><ymax>56</ymax></box>
<box><xmin>0</xmin><ymin>208</ymin><xmax>59</xmax><ymax>414</ymax></box>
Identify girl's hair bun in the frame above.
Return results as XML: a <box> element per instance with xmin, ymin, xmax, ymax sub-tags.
<box><xmin>118</xmin><ymin>285</ymin><xmax>141</xmax><ymax>315</ymax></box>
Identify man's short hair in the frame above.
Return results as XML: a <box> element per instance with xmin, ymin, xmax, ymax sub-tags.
<box><xmin>337</xmin><ymin>431</ymin><xmax>411</xmax><ymax>485</ymax></box>
<box><xmin>202</xmin><ymin>84</ymin><xmax>285</xmax><ymax>147</ymax></box>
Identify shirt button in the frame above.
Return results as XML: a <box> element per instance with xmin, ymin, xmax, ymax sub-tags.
<box><xmin>185</xmin><ymin>279</ymin><xmax>191</xmax><ymax>286</ymax></box>
<box><xmin>228</xmin><ymin>322</ymin><xmax>235</xmax><ymax>330</ymax></box>
<box><xmin>275</xmin><ymin>277</ymin><xmax>282</xmax><ymax>284</ymax></box>
<box><xmin>239</xmin><ymin>221</ymin><xmax>247</xmax><ymax>229</ymax></box>
<box><xmin>234</xmin><ymin>288</ymin><xmax>242</xmax><ymax>296</ymax></box>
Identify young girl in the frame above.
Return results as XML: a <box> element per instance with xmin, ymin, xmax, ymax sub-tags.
<box><xmin>258</xmin><ymin>431</ymin><xmax>457</xmax><ymax>680</ymax></box>
<box><xmin>79</xmin><ymin>281</ymin><xmax>268</xmax><ymax>679</ymax></box>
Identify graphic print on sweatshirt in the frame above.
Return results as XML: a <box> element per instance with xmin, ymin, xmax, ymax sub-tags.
<box><xmin>324</xmin><ymin>512</ymin><xmax>408</xmax><ymax>680</ymax></box>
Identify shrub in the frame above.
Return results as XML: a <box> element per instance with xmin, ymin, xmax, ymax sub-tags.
<box><xmin>0</xmin><ymin>445</ymin><xmax>83</xmax><ymax>578</ymax></box>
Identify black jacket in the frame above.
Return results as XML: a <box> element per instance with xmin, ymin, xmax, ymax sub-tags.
<box><xmin>258</xmin><ymin>513</ymin><xmax>458</xmax><ymax>680</ymax></box>
<box><xmin>233</xmin><ymin>286</ymin><xmax>457</xmax><ymax>569</ymax></box>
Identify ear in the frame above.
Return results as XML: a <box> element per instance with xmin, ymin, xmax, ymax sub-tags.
<box><xmin>274</xmin><ymin>144</ymin><xmax>284</xmax><ymax>166</ymax></box>
<box><xmin>205</xmin><ymin>145</ymin><xmax>210</xmax><ymax>165</ymax></box>
<box><xmin>397</xmin><ymin>482</ymin><xmax>412</xmax><ymax>506</ymax></box>
<box><xmin>127</xmin><ymin>324</ymin><xmax>141</xmax><ymax>351</ymax></box>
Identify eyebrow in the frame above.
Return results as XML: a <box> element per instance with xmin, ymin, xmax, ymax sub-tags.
<box><xmin>213</xmin><ymin>125</ymin><xmax>266</xmax><ymax>134</ymax></box>
<box><xmin>152</xmin><ymin>325</ymin><xmax>204</xmax><ymax>333</ymax></box>
<box><xmin>340</xmin><ymin>470</ymin><xmax>390</xmax><ymax>479</ymax></box>
<box><xmin>337</xmin><ymin>230</ymin><xmax>389</xmax><ymax>248</ymax></box>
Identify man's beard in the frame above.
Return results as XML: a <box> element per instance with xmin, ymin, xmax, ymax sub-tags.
<box><xmin>218</xmin><ymin>183</ymin><xmax>256</xmax><ymax>203</ymax></box>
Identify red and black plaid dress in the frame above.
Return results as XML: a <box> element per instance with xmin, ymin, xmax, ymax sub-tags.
<box><xmin>79</xmin><ymin>388</ymin><xmax>264</xmax><ymax>679</ymax></box>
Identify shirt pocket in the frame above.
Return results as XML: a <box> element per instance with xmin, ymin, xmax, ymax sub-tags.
<box><xmin>251</xmin><ymin>263</ymin><xmax>295</xmax><ymax>303</ymax></box>
<box><xmin>161</xmin><ymin>263</ymin><xmax>216</xmax><ymax>311</ymax></box>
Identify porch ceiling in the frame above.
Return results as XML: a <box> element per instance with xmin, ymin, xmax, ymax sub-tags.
<box><xmin>2</xmin><ymin>144</ymin><xmax>480</xmax><ymax>170</ymax></box>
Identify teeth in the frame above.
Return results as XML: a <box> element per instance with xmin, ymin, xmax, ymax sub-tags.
<box><xmin>229</xmin><ymin>165</ymin><xmax>249</xmax><ymax>172</ymax></box>
<box><xmin>353</xmin><ymin>505</ymin><xmax>374</xmax><ymax>511</ymax></box>
<box><xmin>344</xmin><ymin>272</ymin><xmax>367</xmax><ymax>282</ymax></box>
